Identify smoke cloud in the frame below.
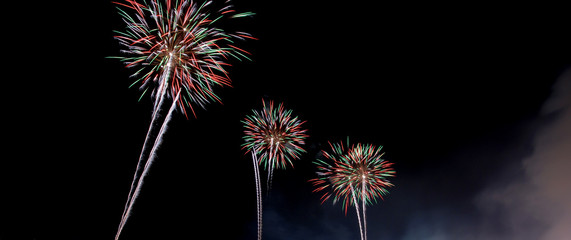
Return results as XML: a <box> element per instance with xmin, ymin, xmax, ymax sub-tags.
<box><xmin>516</xmin><ymin>68</ymin><xmax>571</xmax><ymax>240</ymax></box>
<box><xmin>403</xmin><ymin>68</ymin><xmax>571</xmax><ymax>240</ymax></box>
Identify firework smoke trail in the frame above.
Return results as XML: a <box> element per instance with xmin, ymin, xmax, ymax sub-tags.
<box><xmin>111</xmin><ymin>0</ymin><xmax>254</xmax><ymax>239</ymax></box>
<box><xmin>115</xmin><ymin>91</ymin><xmax>181</xmax><ymax>240</ymax></box>
<box><xmin>251</xmin><ymin>150</ymin><xmax>263</xmax><ymax>240</ymax></box>
<box><xmin>362</xmin><ymin>179</ymin><xmax>367</xmax><ymax>240</ymax></box>
<box><xmin>310</xmin><ymin>139</ymin><xmax>395</xmax><ymax>240</ymax></box>
<box><xmin>350</xmin><ymin>183</ymin><xmax>365</xmax><ymax>240</ymax></box>
<box><xmin>242</xmin><ymin>100</ymin><xmax>308</xmax><ymax>239</ymax></box>
<box><xmin>118</xmin><ymin>52</ymin><xmax>174</xmax><ymax>232</ymax></box>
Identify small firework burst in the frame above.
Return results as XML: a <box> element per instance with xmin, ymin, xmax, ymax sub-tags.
<box><xmin>242</xmin><ymin>99</ymin><xmax>309</xmax><ymax>170</ymax></box>
<box><xmin>113</xmin><ymin>0</ymin><xmax>255</xmax><ymax>117</ymax></box>
<box><xmin>310</xmin><ymin>139</ymin><xmax>395</xmax><ymax>240</ymax></box>
<box><xmin>311</xmin><ymin>139</ymin><xmax>396</xmax><ymax>212</ymax></box>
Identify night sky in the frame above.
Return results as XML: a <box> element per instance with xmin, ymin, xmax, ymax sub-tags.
<box><xmin>6</xmin><ymin>1</ymin><xmax>571</xmax><ymax>240</ymax></box>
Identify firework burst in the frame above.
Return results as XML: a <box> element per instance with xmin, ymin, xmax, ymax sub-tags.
<box><xmin>242</xmin><ymin>100</ymin><xmax>308</xmax><ymax>171</ymax></box>
<box><xmin>111</xmin><ymin>1</ymin><xmax>254</xmax><ymax>239</ymax></box>
<box><xmin>310</xmin><ymin>139</ymin><xmax>395</xmax><ymax>240</ymax></box>
<box><xmin>113</xmin><ymin>0</ymin><xmax>255</xmax><ymax>117</ymax></box>
<box><xmin>241</xmin><ymin>99</ymin><xmax>308</xmax><ymax>240</ymax></box>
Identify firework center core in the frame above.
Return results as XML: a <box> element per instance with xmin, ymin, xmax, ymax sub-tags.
<box><xmin>264</xmin><ymin>128</ymin><xmax>285</xmax><ymax>146</ymax></box>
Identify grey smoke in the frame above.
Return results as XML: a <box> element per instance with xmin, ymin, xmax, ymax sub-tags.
<box><xmin>403</xmin><ymin>68</ymin><xmax>571</xmax><ymax>240</ymax></box>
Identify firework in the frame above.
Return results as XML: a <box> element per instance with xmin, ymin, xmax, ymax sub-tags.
<box><xmin>242</xmin><ymin>99</ymin><xmax>308</xmax><ymax>240</ymax></box>
<box><xmin>310</xmin><ymin>139</ymin><xmax>395</xmax><ymax>240</ymax></box>
<box><xmin>242</xmin><ymin>100</ymin><xmax>308</xmax><ymax>172</ymax></box>
<box><xmin>113</xmin><ymin>0</ymin><xmax>255</xmax><ymax>117</ymax></box>
<box><xmin>111</xmin><ymin>0</ymin><xmax>254</xmax><ymax>239</ymax></box>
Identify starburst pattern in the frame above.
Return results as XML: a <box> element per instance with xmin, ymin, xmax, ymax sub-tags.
<box><xmin>310</xmin><ymin>139</ymin><xmax>395</xmax><ymax>240</ymax></box>
<box><xmin>311</xmin><ymin>140</ymin><xmax>396</xmax><ymax>213</ymax></box>
<box><xmin>113</xmin><ymin>0</ymin><xmax>255</xmax><ymax>117</ymax></box>
<box><xmin>242</xmin><ymin>99</ymin><xmax>308</xmax><ymax>170</ymax></box>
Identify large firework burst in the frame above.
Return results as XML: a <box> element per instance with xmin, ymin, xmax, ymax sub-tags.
<box><xmin>241</xmin><ymin>99</ymin><xmax>308</xmax><ymax>240</ymax></box>
<box><xmin>113</xmin><ymin>0</ymin><xmax>255</xmax><ymax>117</ymax></box>
<box><xmin>111</xmin><ymin>1</ymin><xmax>254</xmax><ymax>239</ymax></box>
<box><xmin>310</xmin><ymin>139</ymin><xmax>395</xmax><ymax>240</ymax></box>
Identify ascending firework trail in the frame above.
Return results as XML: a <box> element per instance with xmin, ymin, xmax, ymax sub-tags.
<box><xmin>242</xmin><ymin>100</ymin><xmax>308</xmax><ymax>240</ymax></box>
<box><xmin>110</xmin><ymin>0</ymin><xmax>254</xmax><ymax>239</ymax></box>
<box><xmin>251</xmin><ymin>150</ymin><xmax>262</xmax><ymax>240</ymax></box>
<box><xmin>310</xmin><ymin>139</ymin><xmax>396</xmax><ymax>240</ymax></box>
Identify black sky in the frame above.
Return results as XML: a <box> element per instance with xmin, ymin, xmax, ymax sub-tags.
<box><xmin>5</xmin><ymin>1</ymin><xmax>571</xmax><ymax>240</ymax></box>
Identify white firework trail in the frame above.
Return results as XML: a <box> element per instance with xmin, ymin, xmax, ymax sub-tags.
<box><xmin>362</xmin><ymin>180</ymin><xmax>367</xmax><ymax>240</ymax></box>
<box><xmin>350</xmin><ymin>183</ymin><xmax>365</xmax><ymax>240</ymax></box>
<box><xmin>117</xmin><ymin>59</ymin><xmax>173</xmax><ymax>235</ymax></box>
<box><xmin>252</xmin><ymin>150</ymin><xmax>263</xmax><ymax>240</ymax></box>
<box><xmin>115</xmin><ymin>90</ymin><xmax>180</xmax><ymax>240</ymax></box>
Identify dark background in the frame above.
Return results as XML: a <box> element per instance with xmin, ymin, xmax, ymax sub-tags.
<box><xmin>5</xmin><ymin>1</ymin><xmax>570</xmax><ymax>239</ymax></box>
